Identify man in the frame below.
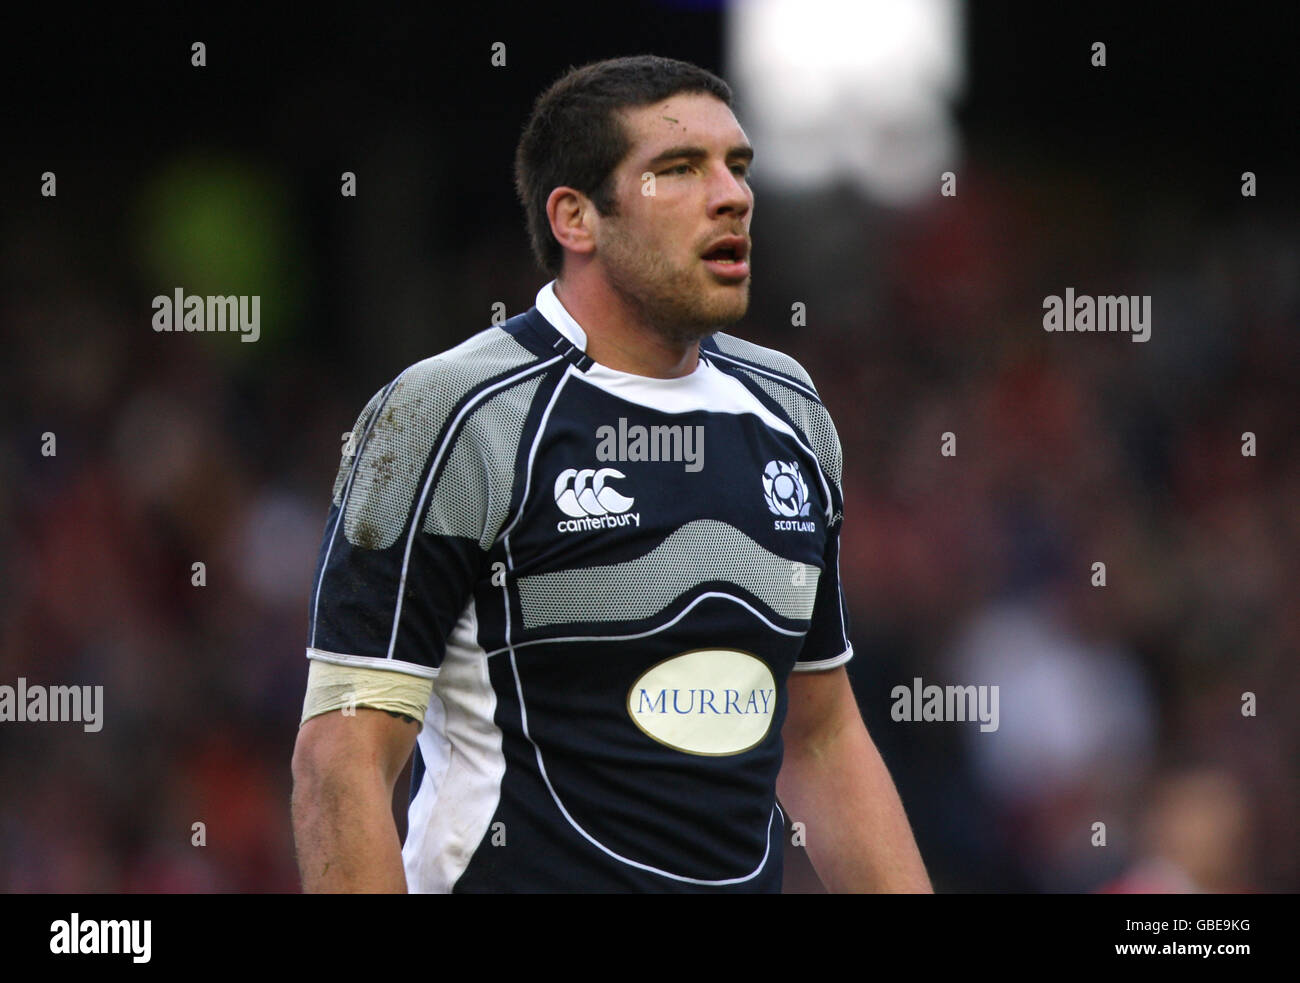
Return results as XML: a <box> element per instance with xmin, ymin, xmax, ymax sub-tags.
<box><xmin>292</xmin><ymin>54</ymin><xmax>931</xmax><ymax>893</ymax></box>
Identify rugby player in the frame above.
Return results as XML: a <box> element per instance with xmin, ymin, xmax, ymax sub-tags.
<box><xmin>291</xmin><ymin>54</ymin><xmax>931</xmax><ymax>893</ymax></box>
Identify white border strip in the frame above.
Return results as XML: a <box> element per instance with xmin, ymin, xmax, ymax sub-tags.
<box><xmin>707</xmin><ymin>347</ymin><xmax>823</xmax><ymax>401</ymax></box>
<box><xmin>790</xmin><ymin>646</ymin><xmax>855</xmax><ymax>672</ymax></box>
<box><xmin>498</xmin><ymin>367</ymin><xmax>574</xmax><ymax>543</ymax></box>
<box><xmin>483</xmin><ymin>590</ymin><xmax>806</xmax><ymax>660</ymax></box>
<box><xmin>306</xmin><ymin>646</ymin><xmax>440</xmax><ymax>680</ymax></box>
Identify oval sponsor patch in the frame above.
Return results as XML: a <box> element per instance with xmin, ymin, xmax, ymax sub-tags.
<box><xmin>627</xmin><ymin>648</ymin><xmax>777</xmax><ymax>756</ymax></box>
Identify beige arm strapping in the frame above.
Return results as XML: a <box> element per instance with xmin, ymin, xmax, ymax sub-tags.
<box><xmin>300</xmin><ymin>659</ymin><xmax>434</xmax><ymax>727</ymax></box>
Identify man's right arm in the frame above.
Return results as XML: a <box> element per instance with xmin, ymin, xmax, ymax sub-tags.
<box><xmin>291</xmin><ymin>707</ymin><xmax>420</xmax><ymax>893</ymax></box>
<box><xmin>297</xmin><ymin>350</ymin><xmax>518</xmax><ymax>891</ymax></box>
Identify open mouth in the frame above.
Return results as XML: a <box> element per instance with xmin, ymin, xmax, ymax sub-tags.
<box><xmin>701</xmin><ymin>239</ymin><xmax>748</xmax><ymax>263</ymax></box>
<box><xmin>701</xmin><ymin>237</ymin><xmax>750</xmax><ymax>278</ymax></box>
<box><xmin>702</xmin><ymin>245</ymin><xmax>741</xmax><ymax>263</ymax></box>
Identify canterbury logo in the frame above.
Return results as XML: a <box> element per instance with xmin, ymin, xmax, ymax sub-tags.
<box><xmin>554</xmin><ymin>467</ymin><xmax>636</xmax><ymax>517</ymax></box>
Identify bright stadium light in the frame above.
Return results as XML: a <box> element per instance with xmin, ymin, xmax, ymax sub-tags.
<box><xmin>727</xmin><ymin>0</ymin><xmax>965</xmax><ymax>205</ymax></box>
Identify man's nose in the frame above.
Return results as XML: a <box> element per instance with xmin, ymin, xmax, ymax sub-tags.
<box><xmin>709</xmin><ymin>164</ymin><xmax>751</xmax><ymax>219</ymax></box>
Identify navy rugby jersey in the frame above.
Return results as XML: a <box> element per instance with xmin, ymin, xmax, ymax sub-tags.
<box><xmin>307</xmin><ymin>281</ymin><xmax>852</xmax><ymax>892</ymax></box>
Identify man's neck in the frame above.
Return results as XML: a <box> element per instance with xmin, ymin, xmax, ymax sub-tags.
<box><xmin>553</xmin><ymin>275</ymin><xmax>700</xmax><ymax>379</ymax></box>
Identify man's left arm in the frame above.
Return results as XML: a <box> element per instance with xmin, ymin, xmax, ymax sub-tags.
<box><xmin>777</xmin><ymin>666</ymin><xmax>932</xmax><ymax>893</ymax></box>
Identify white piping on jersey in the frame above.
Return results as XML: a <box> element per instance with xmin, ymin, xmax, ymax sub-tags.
<box><xmin>706</xmin><ymin>347</ymin><xmax>823</xmax><ymax>402</ymax></box>
<box><xmin>310</xmin><ymin>375</ymin><xmax>402</xmax><ymax>649</ymax></box>
<box><xmin>790</xmin><ymin>647</ymin><xmax>854</xmax><ymax>672</ymax></box>
<box><xmin>508</xmin><ymin>647</ymin><xmax>781</xmax><ymax>886</ymax></box>
<box><xmin>497</xmin><ymin>367</ymin><xmax>574</xmax><ymax>544</ymax></box>
<box><xmin>305</xmin><ymin>646</ymin><xmax>440</xmax><ymax>679</ymax></box>
<box><xmin>496</xmin><ymin>368</ymin><xmax>574</xmax><ymax>738</ymax></box>
<box><xmin>483</xmin><ymin>589</ymin><xmax>806</xmax><ymax>660</ymax></box>
<box><xmin>833</xmin><ymin>535</ymin><xmax>851</xmax><ymax>656</ymax></box>
<box><xmin>385</xmin><ymin>355</ymin><xmax>566</xmax><ymax>663</ymax></box>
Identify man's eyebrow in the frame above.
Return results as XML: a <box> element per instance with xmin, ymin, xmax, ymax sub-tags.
<box><xmin>645</xmin><ymin>144</ymin><xmax>755</xmax><ymax>168</ymax></box>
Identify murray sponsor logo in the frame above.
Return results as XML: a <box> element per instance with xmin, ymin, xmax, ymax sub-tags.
<box><xmin>152</xmin><ymin>288</ymin><xmax>261</xmax><ymax>342</ymax></box>
<box><xmin>890</xmin><ymin>676</ymin><xmax>999</xmax><ymax>732</ymax></box>
<box><xmin>1042</xmin><ymin>288</ymin><xmax>1151</xmax><ymax>343</ymax></box>
<box><xmin>553</xmin><ymin>467</ymin><xmax>641</xmax><ymax>533</ymax></box>
<box><xmin>50</xmin><ymin>913</ymin><xmax>151</xmax><ymax>963</ymax></box>
<box><xmin>0</xmin><ymin>678</ymin><xmax>103</xmax><ymax>733</ymax></box>
<box><xmin>763</xmin><ymin>460</ymin><xmax>815</xmax><ymax>531</ymax></box>
<box><xmin>595</xmin><ymin>416</ymin><xmax>704</xmax><ymax>472</ymax></box>
<box><xmin>628</xmin><ymin>648</ymin><xmax>776</xmax><ymax>755</ymax></box>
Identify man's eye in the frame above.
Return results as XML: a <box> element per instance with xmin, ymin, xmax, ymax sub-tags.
<box><xmin>731</xmin><ymin>164</ymin><xmax>750</xmax><ymax>178</ymax></box>
<box><xmin>662</xmin><ymin>163</ymin><xmax>692</xmax><ymax>175</ymax></box>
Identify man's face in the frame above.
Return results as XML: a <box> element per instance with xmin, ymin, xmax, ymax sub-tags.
<box><xmin>592</xmin><ymin>92</ymin><xmax>754</xmax><ymax>343</ymax></box>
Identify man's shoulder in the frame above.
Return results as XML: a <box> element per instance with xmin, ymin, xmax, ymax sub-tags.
<box><xmin>349</xmin><ymin>320</ymin><xmax>545</xmax><ymax>437</ymax></box>
<box><xmin>394</xmin><ymin>320</ymin><xmax>546</xmax><ymax>395</ymax></box>
<box><xmin>705</xmin><ymin>331</ymin><xmax>821</xmax><ymax>398</ymax></box>
<box><xmin>331</xmin><ymin>321</ymin><xmax>550</xmax><ymax>509</ymax></box>
<box><xmin>705</xmin><ymin>331</ymin><xmax>843</xmax><ymax>496</ymax></box>
<box><xmin>356</xmin><ymin>318</ymin><xmax>555</xmax><ymax>421</ymax></box>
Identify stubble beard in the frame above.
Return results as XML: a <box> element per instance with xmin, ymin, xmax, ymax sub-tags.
<box><xmin>600</xmin><ymin>224</ymin><xmax>750</xmax><ymax>346</ymax></box>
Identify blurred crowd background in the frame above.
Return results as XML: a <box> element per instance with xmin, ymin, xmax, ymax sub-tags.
<box><xmin>2</xmin><ymin>3</ymin><xmax>1295</xmax><ymax>892</ymax></box>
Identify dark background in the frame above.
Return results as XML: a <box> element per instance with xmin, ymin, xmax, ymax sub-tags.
<box><xmin>1</xmin><ymin>2</ymin><xmax>1296</xmax><ymax>892</ymax></box>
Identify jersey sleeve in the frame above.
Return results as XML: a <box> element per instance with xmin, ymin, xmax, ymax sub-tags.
<box><xmin>792</xmin><ymin>393</ymin><xmax>853</xmax><ymax>671</ymax></box>
<box><xmin>793</xmin><ymin>507</ymin><xmax>854</xmax><ymax>671</ymax></box>
<box><xmin>306</xmin><ymin>369</ymin><xmax>486</xmax><ymax>681</ymax></box>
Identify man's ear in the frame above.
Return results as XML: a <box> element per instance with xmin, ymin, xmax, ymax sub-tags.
<box><xmin>547</xmin><ymin>186</ymin><xmax>597</xmax><ymax>260</ymax></box>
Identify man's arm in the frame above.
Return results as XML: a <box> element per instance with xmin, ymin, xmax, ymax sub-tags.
<box><xmin>777</xmin><ymin>666</ymin><xmax>932</xmax><ymax>893</ymax></box>
<box><xmin>291</xmin><ymin>707</ymin><xmax>419</xmax><ymax>893</ymax></box>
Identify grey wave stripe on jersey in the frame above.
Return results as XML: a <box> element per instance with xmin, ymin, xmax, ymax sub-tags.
<box><xmin>515</xmin><ymin>518</ymin><xmax>821</xmax><ymax>629</ymax></box>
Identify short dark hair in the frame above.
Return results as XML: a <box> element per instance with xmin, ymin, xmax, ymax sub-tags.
<box><xmin>514</xmin><ymin>55</ymin><xmax>733</xmax><ymax>277</ymax></box>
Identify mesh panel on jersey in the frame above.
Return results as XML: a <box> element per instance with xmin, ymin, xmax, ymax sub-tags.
<box><xmin>423</xmin><ymin>372</ymin><xmax>544</xmax><ymax>549</ymax></box>
<box><xmin>342</xmin><ymin>329</ymin><xmax>538</xmax><ymax>550</ymax></box>
<box><xmin>710</xmin><ymin>332</ymin><xmax>817</xmax><ymax>391</ymax></box>
<box><xmin>738</xmin><ymin>369</ymin><xmax>843</xmax><ymax>497</ymax></box>
<box><xmin>333</xmin><ymin>385</ymin><xmax>388</xmax><ymax>505</ymax></box>
<box><xmin>516</xmin><ymin>518</ymin><xmax>821</xmax><ymax>629</ymax></box>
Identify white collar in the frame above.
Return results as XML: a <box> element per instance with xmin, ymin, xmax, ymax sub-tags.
<box><xmin>535</xmin><ymin>279</ymin><xmax>588</xmax><ymax>350</ymax></box>
<box><xmin>534</xmin><ymin>278</ymin><xmax>718</xmax><ymax>389</ymax></box>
